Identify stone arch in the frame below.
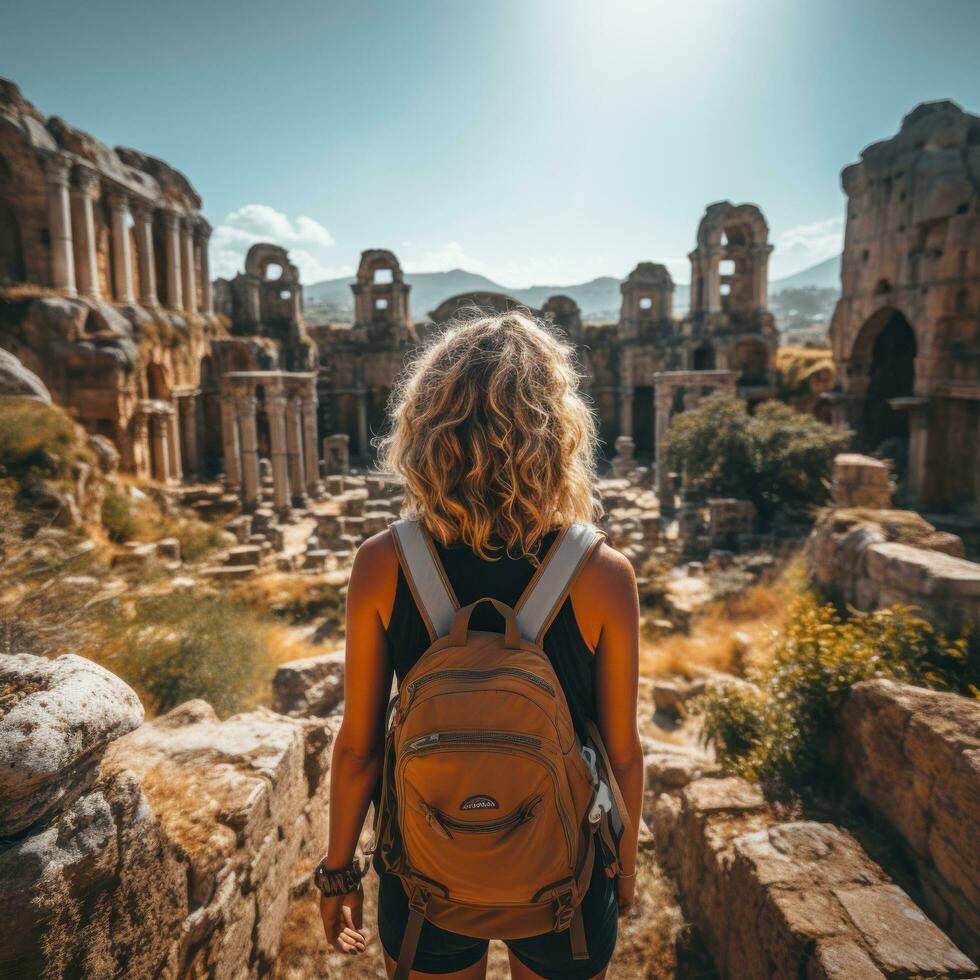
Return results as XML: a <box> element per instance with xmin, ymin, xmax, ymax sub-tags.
<box><xmin>356</xmin><ymin>249</ymin><xmax>405</xmax><ymax>287</ymax></box>
<box><xmin>541</xmin><ymin>295</ymin><xmax>582</xmax><ymax>336</ymax></box>
<box><xmin>619</xmin><ymin>263</ymin><xmax>673</xmax><ymax>335</ymax></box>
<box><xmin>145</xmin><ymin>361</ymin><xmax>170</xmax><ymax>401</ymax></box>
<box><xmin>429</xmin><ymin>291</ymin><xmax>530</xmax><ymax>325</ymax></box>
<box><xmin>245</xmin><ymin>243</ymin><xmax>294</xmax><ymax>283</ymax></box>
<box><xmin>691</xmin><ymin>201</ymin><xmax>772</xmax><ymax>316</ymax></box>
<box><xmin>352</xmin><ymin>249</ymin><xmax>411</xmax><ymax>331</ymax></box>
<box><xmin>851</xmin><ymin>308</ymin><xmax>917</xmax><ymax>455</ymax></box>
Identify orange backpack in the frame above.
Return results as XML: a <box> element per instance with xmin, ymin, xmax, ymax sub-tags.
<box><xmin>374</xmin><ymin>519</ymin><xmax>632</xmax><ymax>980</ymax></box>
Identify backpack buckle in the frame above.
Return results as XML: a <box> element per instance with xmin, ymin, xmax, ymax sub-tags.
<box><xmin>552</xmin><ymin>890</ymin><xmax>574</xmax><ymax>932</ymax></box>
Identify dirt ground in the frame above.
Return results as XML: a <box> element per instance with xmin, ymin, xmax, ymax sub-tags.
<box><xmin>274</xmin><ymin>844</ymin><xmax>683</xmax><ymax>979</ymax></box>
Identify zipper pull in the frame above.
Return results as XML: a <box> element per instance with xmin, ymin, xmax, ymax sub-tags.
<box><xmin>420</xmin><ymin>802</ymin><xmax>453</xmax><ymax>840</ymax></box>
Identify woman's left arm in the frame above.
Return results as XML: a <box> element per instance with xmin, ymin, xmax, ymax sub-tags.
<box><xmin>591</xmin><ymin>545</ymin><xmax>644</xmax><ymax>916</ymax></box>
<box><xmin>319</xmin><ymin>532</ymin><xmax>396</xmax><ymax>953</ymax></box>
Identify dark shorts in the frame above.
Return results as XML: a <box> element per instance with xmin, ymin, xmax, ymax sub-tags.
<box><xmin>376</xmin><ymin>851</ymin><xmax>618</xmax><ymax>978</ymax></box>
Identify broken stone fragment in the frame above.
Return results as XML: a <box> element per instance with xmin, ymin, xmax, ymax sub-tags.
<box><xmin>0</xmin><ymin>653</ymin><xmax>144</xmax><ymax>836</ymax></box>
<box><xmin>272</xmin><ymin>649</ymin><xmax>345</xmax><ymax>717</ymax></box>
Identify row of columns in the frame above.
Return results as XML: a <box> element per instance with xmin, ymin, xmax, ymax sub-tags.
<box><xmin>44</xmin><ymin>151</ymin><xmax>213</xmax><ymax>313</ymax></box>
<box><xmin>220</xmin><ymin>376</ymin><xmax>320</xmax><ymax>516</ymax></box>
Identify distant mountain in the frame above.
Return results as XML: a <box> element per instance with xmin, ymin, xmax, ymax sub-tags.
<box><xmin>770</xmin><ymin>255</ymin><xmax>841</xmax><ymax>292</ymax></box>
<box><xmin>304</xmin><ymin>256</ymin><xmax>841</xmax><ymax>325</ymax></box>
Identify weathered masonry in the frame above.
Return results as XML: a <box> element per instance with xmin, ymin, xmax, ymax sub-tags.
<box><xmin>827</xmin><ymin>100</ymin><xmax>980</xmax><ymax>517</ymax></box>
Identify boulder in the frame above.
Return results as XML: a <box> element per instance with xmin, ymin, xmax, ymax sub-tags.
<box><xmin>0</xmin><ymin>767</ymin><xmax>187</xmax><ymax>979</ymax></box>
<box><xmin>0</xmin><ymin>346</ymin><xmax>50</xmax><ymax>401</ymax></box>
<box><xmin>0</xmin><ymin>653</ymin><xmax>144</xmax><ymax>836</ymax></box>
<box><xmin>272</xmin><ymin>649</ymin><xmax>345</xmax><ymax>717</ymax></box>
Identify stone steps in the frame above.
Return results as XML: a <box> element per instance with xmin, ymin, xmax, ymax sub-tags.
<box><xmin>652</xmin><ymin>776</ymin><xmax>977</xmax><ymax>979</ymax></box>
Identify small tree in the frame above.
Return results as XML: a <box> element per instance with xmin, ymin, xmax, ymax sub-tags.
<box><xmin>663</xmin><ymin>394</ymin><xmax>850</xmax><ymax>526</ymax></box>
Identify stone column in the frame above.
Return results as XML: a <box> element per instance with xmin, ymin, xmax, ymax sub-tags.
<box><xmin>753</xmin><ymin>245</ymin><xmax>771</xmax><ymax>311</ymax></box>
<box><xmin>108</xmin><ymin>192</ymin><xmax>135</xmax><ymax>304</ymax></box>
<box><xmin>356</xmin><ymin>387</ymin><xmax>369</xmax><ymax>457</ymax></box>
<box><xmin>181</xmin><ymin>220</ymin><xmax>197</xmax><ymax>314</ymax></box>
<box><xmin>619</xmin><ymin>385</ymin><xmax>634</xmax><ymax>440</ymax></box>
<box><xmin>179</xmin><ymin>395</ymin><xmax>200</xmax><ymax>477</ymax></box>
<box><xmin>197</xmin><ymin>224</ymin><xmax>213</xmax><ymax>314</ymax></box>
<box><xmin>45</xmin><ymin>154</ymin><xmax>76</xmax><ymax>296</ymax></box>
<box><xmin>220</xmin><ymin>393</ymin><xmax>241</xmax><ymax>490</ymax></box>
<box><xmin>132</xmin><ymin>202</ymin><xmax>157</xmax><ymax>307</ymax></box>
<box><xmin>71</xmin><ymin>168</ymin><xmax>101</xmax><ymax>299</ymax></box>
<box><xmin>285</xmin><ymin>396</ymin><xmax>307</xmax><ymax>507</ymax></box>
<box><xmin>133</xmin><ymin>413</ymin><xmax>150</xmax><ymax>480</ymax></box>
<box><xmin>266</xmin><ymin>393</ymin><xmax>292</xmax><ymax>517</ymax></box>
<box><xmin>705</xmin><ymin>247</ymin><xmax>722</xmax><ymax>313</ymax></box>
<box><xmin>893</xmin><ymin>396</ymin><xmax>930</xmax><ymax>507</ymax></box>
<box><xmin>301</xmin><ymin>393</ymin><xmax>320</xmax><ymax>495</ymax></box>
<box><xmin>163</xmin><ymin>211</ymin><xmax>183</xmax><ymax>310</ymax></box>
<box><xmin>654</xmin><ymin>380</ymin><xmax>675</xmax><ymax>514</ymax></box>
<box><xmin>165</xmin><ymin>408</ymin><xmax>183</xmax><ymax>482</ymax></box>
<box><xmin>236</xmin><ymin>393</ymin><xmax>260</xmax><ymax>510</ymax></box>
<box><xmin>150</xmin><ymin>414</ymin><xmax>170</xmax><ymax>483</ymax></box>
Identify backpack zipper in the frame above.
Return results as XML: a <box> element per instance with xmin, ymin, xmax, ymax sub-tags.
<box><xmin>421</xmin><ymin>795</ymin><xmax>542</xmax><ymax>837</ymax></box>
<box><xmin>406</xmin><ymin>731</ymin><xmax>542</xmax><ymax>753</ymax></box>
<box><xmin>399</xmin><ymin>732</ymin><xmax>573</xmax><ymax>864</ymax></box>
<box><xmin>406</xmin><ymin>667</ymin><xmax>555</xmax><ymax>700</ymax></box>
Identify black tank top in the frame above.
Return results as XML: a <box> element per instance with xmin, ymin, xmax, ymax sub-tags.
<box><xmin>385</xmin><ymin>527</ymin><xmax>599</xmax><ymax>740</ymax></box>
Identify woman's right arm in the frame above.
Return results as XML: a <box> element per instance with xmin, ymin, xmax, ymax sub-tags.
<box><xmin>319</xmin><ymin>532</ymin><xmax>396</xmax><ymax>953</ymax></box>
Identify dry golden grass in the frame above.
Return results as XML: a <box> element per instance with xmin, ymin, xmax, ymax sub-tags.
<box><xmin>640</xmin><ymin>560</ymin><xmax>805</xmax><ymax>680</ymax></box>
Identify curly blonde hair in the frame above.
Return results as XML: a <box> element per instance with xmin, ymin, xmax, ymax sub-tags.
<box><xmin>374</xmin><ymin>311</ymin><xmax>602</xmax><ymax>563</ymax></box>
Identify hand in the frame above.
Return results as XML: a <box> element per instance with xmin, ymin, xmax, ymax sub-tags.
<box><xmin>320</xmin><ymin>886</ymin><xmax>366</xmax><ymax>954</ymax></box>
<box><xmin>616</xmin><ymin>873</ymin><xmax>636</xmax><ymax>917</ymax></box>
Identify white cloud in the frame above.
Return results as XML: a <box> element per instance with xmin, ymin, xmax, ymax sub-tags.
<box><xmin>210</xmin><ymin>204</ymin><xmax>339</xmax><ymax>281</ymax></box>
<box><xmin>772</xmin><ymin>216</ymin><xmax>844</xmax><ymax>276</ymax></box>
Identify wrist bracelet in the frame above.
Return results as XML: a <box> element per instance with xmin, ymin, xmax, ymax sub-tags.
<box><xmin>313</xmin><ymin>856</ymin><xmax>366</xmax><ymax>897</ymax></box>
<box><xmin>617</xmin><ymin>869</ymin><xmax>636</xmax><ymax>879</ymax></box>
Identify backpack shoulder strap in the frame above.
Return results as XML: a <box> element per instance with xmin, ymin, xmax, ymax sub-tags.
<box><xmin>390</xmin><ymin>518</ymin><xmax>460</xmax><ymax>642</ymax></box>
<box><xmin>515</xmin><ymin>522</ymin><xmax>607</xmax><ymax>645</ymax></box>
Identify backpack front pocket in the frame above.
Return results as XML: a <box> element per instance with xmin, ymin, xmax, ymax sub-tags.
<box><xmin>396</xmin><ymin>734</ymin><xmax>575</xmax><ymax>905</ymax></box>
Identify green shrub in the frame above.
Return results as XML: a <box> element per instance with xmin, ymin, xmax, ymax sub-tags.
<box><xmin>96</xmin><ymin>594</ymin><xmax>266</xmax><ymax>716</ymax></box>
<box><xmin>0</xmin><ymin>396</ymin><xmax>87</xmax><ymax>483</ymax></box>
<box><xmin>691</xmin><ymin>595</ymin><xmax>970</xmax><ymax>793</ymax></box>
<box><xmin>101</xmin><ymin>486</ymin><xmax>136</xmax><ymax>542</ymax></box>
<box><xmin>664</xmin><ymin>394</ymin><xmax>850</xmax><ymax>527</ymax></box>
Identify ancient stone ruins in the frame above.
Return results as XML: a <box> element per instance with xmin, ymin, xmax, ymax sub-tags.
<box><xmin>1</xmin><ymin>78</ymin><xmax>979</xmax><ymax>979</ymax></box>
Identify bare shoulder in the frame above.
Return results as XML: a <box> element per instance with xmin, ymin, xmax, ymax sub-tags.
<box><xmin>349</xmin><ymin>527</ymin><xmax>400</xmax><ymax>627</ymax></box>
<box><xmin>568</xmin><ymin>538</ymin><xmax>638</xmax><ymax>650</ymax></box>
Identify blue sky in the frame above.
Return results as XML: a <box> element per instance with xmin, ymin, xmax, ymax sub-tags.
<box><xmin>3</xmin><ymin>0</ymin><xmax>979</xmax><ymax>287</ymax></box>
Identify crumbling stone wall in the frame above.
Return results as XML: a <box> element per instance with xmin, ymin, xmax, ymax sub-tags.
<box><xmin>807</xmin><ymin>506</ymin><xmax>980</xmax><ymax>635</ymax></box>
<box><xmin>0</xmin><ymin>653</ymin><xmax>334</xmax><ymax>979</ymax></box>
<box><xmin>653</xmin><ymin>777</ymin><xmax>976</xmax><ymax>979</ymax></box>
<box><xmin>827</xmin><ymin>100</ymin><xmax>980</xmax><ymax>513</ymax></box>
<box><xmin>838</xmin><ymin>679</ymin><xmax>980</xmax><ymax>963</ymax></box>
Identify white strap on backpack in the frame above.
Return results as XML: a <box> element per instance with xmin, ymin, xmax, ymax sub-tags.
<box><xmin>390</xmin><ymin>519</ymin><xmax>605</xmax><ymax>645</ymax></box>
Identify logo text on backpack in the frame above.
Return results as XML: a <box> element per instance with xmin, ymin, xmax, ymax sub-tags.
<box><xmin>459</xmin><ymin>795</ymin><xmax>499</xmax><ymax>811</ymax></box>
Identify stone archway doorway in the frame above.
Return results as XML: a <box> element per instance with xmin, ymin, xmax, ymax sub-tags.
<box><xmin>859</xmin><ymin>309</ymin><xmax>916</xmax><ymax>456</ymax></box>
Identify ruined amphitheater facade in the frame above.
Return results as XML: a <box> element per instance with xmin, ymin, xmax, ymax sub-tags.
<box><xmin>828</xmin><ymin>100</ymin><xmax>980</xmax><ymax>515</ymax></box>
<box><xmin>0</xmin><ymin>80</ymin><xmax>319</xmax><ymax>501</ymax></box>
<box><xmin>313</xmin><ymin>205</ymin><xmax>779</xmax><ymax>465</ymax></box>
